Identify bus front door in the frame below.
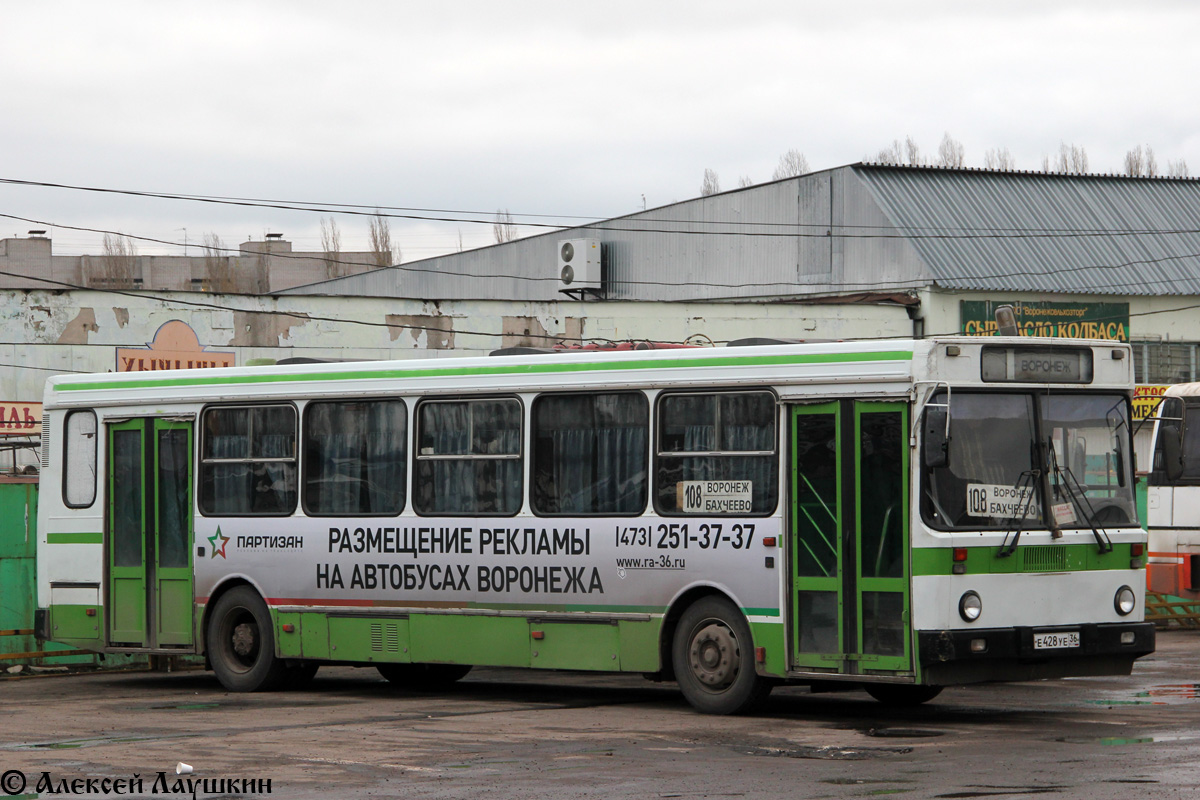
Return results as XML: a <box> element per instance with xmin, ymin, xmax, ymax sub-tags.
<box><xmin>107</xmin><ymin>418</ymin><xmax>195</xmax><ymax>649</ymax></box>
<box><xmin>789</xmin><ymin>401</ymin><xmax>912</xmax><ymax>675</ymax></box>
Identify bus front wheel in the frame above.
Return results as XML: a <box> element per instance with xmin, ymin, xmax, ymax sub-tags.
<box><xmin>377</xmin><ymin>663</ymin><xmax>472</xmax><ymax>689</ymax></box>
<box><xmin>206</xmin><ymin>586</ymin><xmax>286</xmax><ymax>692</ymax></box>
<box><xmin>672</xmin><ymin>596</ymin><xmax>771</xmax><ymax>715</ymax></box>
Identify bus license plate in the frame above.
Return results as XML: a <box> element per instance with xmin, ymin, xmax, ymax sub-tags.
<box><xmin>1033</xmin><ymin>631</ymin><xmax>1080</xmax><ymax>650</ymax></box>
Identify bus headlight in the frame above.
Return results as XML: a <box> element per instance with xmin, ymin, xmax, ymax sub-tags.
<box><xmin>959</xmin><ymin>591</ymin><xmax>982</xmax><ymax>622</ymax></box>
<box><xmin>1115</xmin><ymin>585</ymin><xmax>1137</xmax><ymax>616</ymax></box>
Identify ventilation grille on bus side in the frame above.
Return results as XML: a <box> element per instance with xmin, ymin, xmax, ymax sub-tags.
<box><xmin>40</xmin><ymin>414</ymin><xmax>50</xmax><ymax>470</ymax></box>
<box><xmin>370</xmin><ymin>622</ymin><xmax>401</xmax><ymax>653</ymax></box>
<box><xmin>1022</xmin><ymin>546</ymin><xmax>1068</xmax><ymax>572</ymax></box>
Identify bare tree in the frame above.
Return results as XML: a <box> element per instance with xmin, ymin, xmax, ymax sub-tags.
<box><xmin>936</xmin><ymin>133</ymin><xmax>965</xmax><ymax>167</ymax></box>
<box><xmin>1168</xmin><ymin>159</ymin><xmax>1190</xmax><ymax>178</ymax></box>
<box><xmin>320</xmin><ymin>217</ymin><xmax>343</xmax><ymax>279</ymax></box>
<box><xmin>92</xmin><ymin>233</ymin><xmax>138</xmax><ymax>288</ymax></box>
<box><xmin>701</xmin><ymin>168</ymin><xmax>721</xmax><ymax>196</ymax></box>
<box><xmin>737</xmin><ymin>175</ymin><xmax>754</xmax><ymax>188</ymax></box>
<box><xmin>984</xmin><ymin>147</ymin><xmax>1016</xmax><ymax>170</ymax></box>
<box><xmin>368</xmin><ymin>211</ymin><xmax>398</xmax><ymax>267</ymax></box>
<box><xmin>1051</xmin><ymin>142</ymin><xmax>1089</xmax><ymax>174</ymax></box>
<box><xmin>202</xmin><ymin>232</ymin><xmax>240</xmax><ymax>293</ymax></box>
<box><xmin>905</xmin><ymin>135</ymin><xmax>923</xmax><ymax>166</ymax></box>
<box><xmin>493</xmin><ymin>209</ymin><xmax>517</xmax><ymax>243</ymax></box>
<box><xmin>874</xmin><ymin>139</ymin><xmax>904</xmax><ymax>165</ymax></box>
<box><xmin>873</xmin><ymin>137</ymin><xmax>922</xmax><ymax>166</ymax></box>
<box><xmin>1124</xmin><ymin>145</ymin><xmax>1146</xmax><ymax>177</ymax></box>
<box><xmin>772</xmin><ymin>149</ymin><xmax>810</xmax><ymax>180</ymax></box>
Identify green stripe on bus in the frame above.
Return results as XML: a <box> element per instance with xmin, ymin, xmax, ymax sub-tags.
<box><xmin>47</xmin><ymin>532</ymin><xmax>103</xmax><ymax>544</ymax></box>
<box><xmin>466</xmin><ymin>602</ymin><xmax>779</xmax><ymax>616</ymax></box>
<box><xmin>912</xmin><ymin>542</ymin><xmax>1139</xmax><ymax>575</ymax></box>
<box><xmin>57</xmin><ymin>350</ymin><xmax>915</xmax><ymax>392</ymax></box>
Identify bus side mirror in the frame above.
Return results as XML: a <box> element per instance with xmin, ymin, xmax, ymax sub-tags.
<box><xmin>924</xmin><ymin>407</ymin><xmax>949</xmax><ymax>468</ymax></box>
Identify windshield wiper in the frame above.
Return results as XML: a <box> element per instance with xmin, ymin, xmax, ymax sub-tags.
<box><xmin>1046</xmin><ymin>436</ymin><xmax>1114</xmax><ymax>555</ymax></box>
<box><xmin>997</xmin><ymin>466</ymin><xmax>1040</xmax><ymax>558</ymax></box>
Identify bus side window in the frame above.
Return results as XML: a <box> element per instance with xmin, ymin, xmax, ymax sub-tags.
<box><xmin>414</xmin><ymin>398</ymin><xmax>522</xmax><ymax>516</ymax></box>
<box><xmin>1183</xmin><ymin>404</ymin><xmax>1200</xmax><ymax>480</ymax></box>
<box><xmin>63</xmin><ymin>410</ymin><xmax>98</xmax><ymax>508</ymax></box>
<box><xmin>531</xmin><ymin>392</ymin><xmax>648</xmax><ymax>516</ymax></box>
<box><xmin>199</xmin><ymin>405</ymin><xmax>298</xmax><ymax>516</ymax></box>
<box><xmin>1152</xmin><ymin>397</ymin><xmax>1185</xmax><ymax>484</ymax></box>
<box><xmin>655</xmin><ymin>390</ymin><xmax>778</xmax><ymax>516</ymax></box>
<box><xmin>303</xmin><ymin>399</ymin><xmax>407</xmax><ymax>516</ymax></box>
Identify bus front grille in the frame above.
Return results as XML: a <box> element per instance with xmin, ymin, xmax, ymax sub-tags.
<box><xmin>1022</xmin><ymin>545</ymin><xmax>1068</xmax><ymax>572</ymax></box>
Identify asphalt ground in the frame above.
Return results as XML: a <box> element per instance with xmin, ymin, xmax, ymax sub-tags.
<box><xmin>4</xmin><ymin>630</ymin><xmax>1200</xmax><ymax>799</ymax></box>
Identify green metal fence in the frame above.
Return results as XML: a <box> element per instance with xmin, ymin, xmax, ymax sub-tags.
<box><xmin>0</xmin><ymin>478</ymin><xmax>146</xmax><ymax>669</ymax></box>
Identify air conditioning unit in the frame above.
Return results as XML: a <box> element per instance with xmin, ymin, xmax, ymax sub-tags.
<box><xmin>557</xmin><ymin>238</ymin><xmax>602</xmax><ymax>292</ymax></box>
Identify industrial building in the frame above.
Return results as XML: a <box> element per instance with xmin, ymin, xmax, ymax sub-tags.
<box><xmin>4</xmin><ymin>162</ymin><xmax>1200</xmax><ymax>411</ymax></box>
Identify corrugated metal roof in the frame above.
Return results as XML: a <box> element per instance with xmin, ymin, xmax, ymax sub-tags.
<box><xmin>280</xmin><ymin>164</ymin><xmax>1200</xmax><ymax>301</ymax></box>
<box><xmin>857</xmin><ymin>165</ymin><xmax>1200</xmax><ymax>295</ymax></box>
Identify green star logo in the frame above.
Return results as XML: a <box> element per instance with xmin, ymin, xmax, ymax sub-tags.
<box><xmin>207</xmin><ymin>527</ymin><xmax>230</xmax><ymax>559</ymax></box>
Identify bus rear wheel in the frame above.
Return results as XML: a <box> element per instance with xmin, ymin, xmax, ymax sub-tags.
<box><xmin>377</xmin><ymin>663</ymin><xmax>472</xmax><ymax>689</ymax></box>
<box><xmin>865</xmin><ymin>684</ymin><xmax>943</xmax><ymax>706</ymax></box>
<box><xmin>672</xmin><ymin>596</ymin><xmax>771</xmax><ymax>715</ymax></box>
<box><xmin>206</xmin><ymin>586</ymin><xmax>286</xmax><ymax>692</ymax></box>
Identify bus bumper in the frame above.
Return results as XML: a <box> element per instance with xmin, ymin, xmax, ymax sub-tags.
<box><xmin>917</xmin><ymin>622</ymin><xmax>1155</xmax><ymax>685</ymax></box>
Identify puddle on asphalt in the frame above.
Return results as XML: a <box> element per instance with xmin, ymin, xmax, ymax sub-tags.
<box><xmin>737</xmin><ymin>745</ymin><xmax>913</xmax><ymax>761</ymax></box>
<box><xmin>863</xmin><ymin>728</ymin><xmax>946</xmax><ymax>739</ymax></box>
<box><xmin>822</xmin><ymin>778</ymin><xmax>917</xmax><ymax>785</ymax></box>
<box><xmin>1058</xmin><ymin>736</ymin><xmax>1156</xmax><ymax>746</ymax></box>
<box><xmin>11</xmin><ymin>734</ymin><xmax>165</xmax><ymax>751</ymax></box>
<box><xmin>1138</xmin><ymin>684</ymin><xmax>1200</xmax><ymax>700</ymax></box>
<box><xmin>1056</xmin><ymin>733</ymin><xmax>1198</xmax><ymax>745</ymax></box>
<box><xmin>1082</xmin><ymin>684</ymin><xmax>1200</xmax><ymax>707</ymax></box>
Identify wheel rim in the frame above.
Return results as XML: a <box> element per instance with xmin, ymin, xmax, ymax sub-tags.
<box><xmin>222</xmin><ymin>607</ymin><xmax>259</xmax><ymax>673</ymax></box>
<box><xmin>687</xmin><ymin>620</ymin><xmax>739</xmax><ymax>692</ymax></box>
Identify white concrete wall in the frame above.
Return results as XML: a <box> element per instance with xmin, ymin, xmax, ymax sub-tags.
<box><xmin>0</xmin><ymin>289</ymin><xmax>914</xmax><ymax>401</ymax></box>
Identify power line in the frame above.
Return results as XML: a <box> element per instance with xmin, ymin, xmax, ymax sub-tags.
<box><xmin>6</xmin><ymin>176</ymin><xmax>1200</xmax><ymax>239</ymax></box>
<box><xmin>7</xmin><ymin>210</ymin><xmax>1200</xmax><ymax>297</ymax></box>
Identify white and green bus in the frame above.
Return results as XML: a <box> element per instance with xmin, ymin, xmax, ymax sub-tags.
<box><xmin>36</xmin><ymin>336</ymin><xmax>1153</xmax><ymax>713</ymax></box>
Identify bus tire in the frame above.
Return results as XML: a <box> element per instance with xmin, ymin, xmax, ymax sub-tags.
<box><xmin>377</xmin><ymin>663</ymin><xmax>472</xmax><ymax>689</ymax></box>
<box><xmin>672</xmin><ymin>596</ymin><xmax>771</xmax><ymax>715</ymax></box>
<box><xmin>206</xmin><ymin>586</ymin><xmax>286</xmax><ymax>692</ymax></box>
<box><xmin>865</xmin><ymin>683</ymin><xmax>943</xmax><ymax>706</ymax></box>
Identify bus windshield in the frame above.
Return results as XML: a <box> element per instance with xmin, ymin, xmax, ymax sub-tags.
<box><xmin>922</xmin><ymin>392</ymin><xmax>1136</xmax><ymax>530</ymax></box>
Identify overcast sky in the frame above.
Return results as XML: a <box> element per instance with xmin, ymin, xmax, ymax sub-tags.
<box><xmin>2</xmin><ymin>0</ymin><xmax>1197</xmax><ymax>262</ymax></box>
